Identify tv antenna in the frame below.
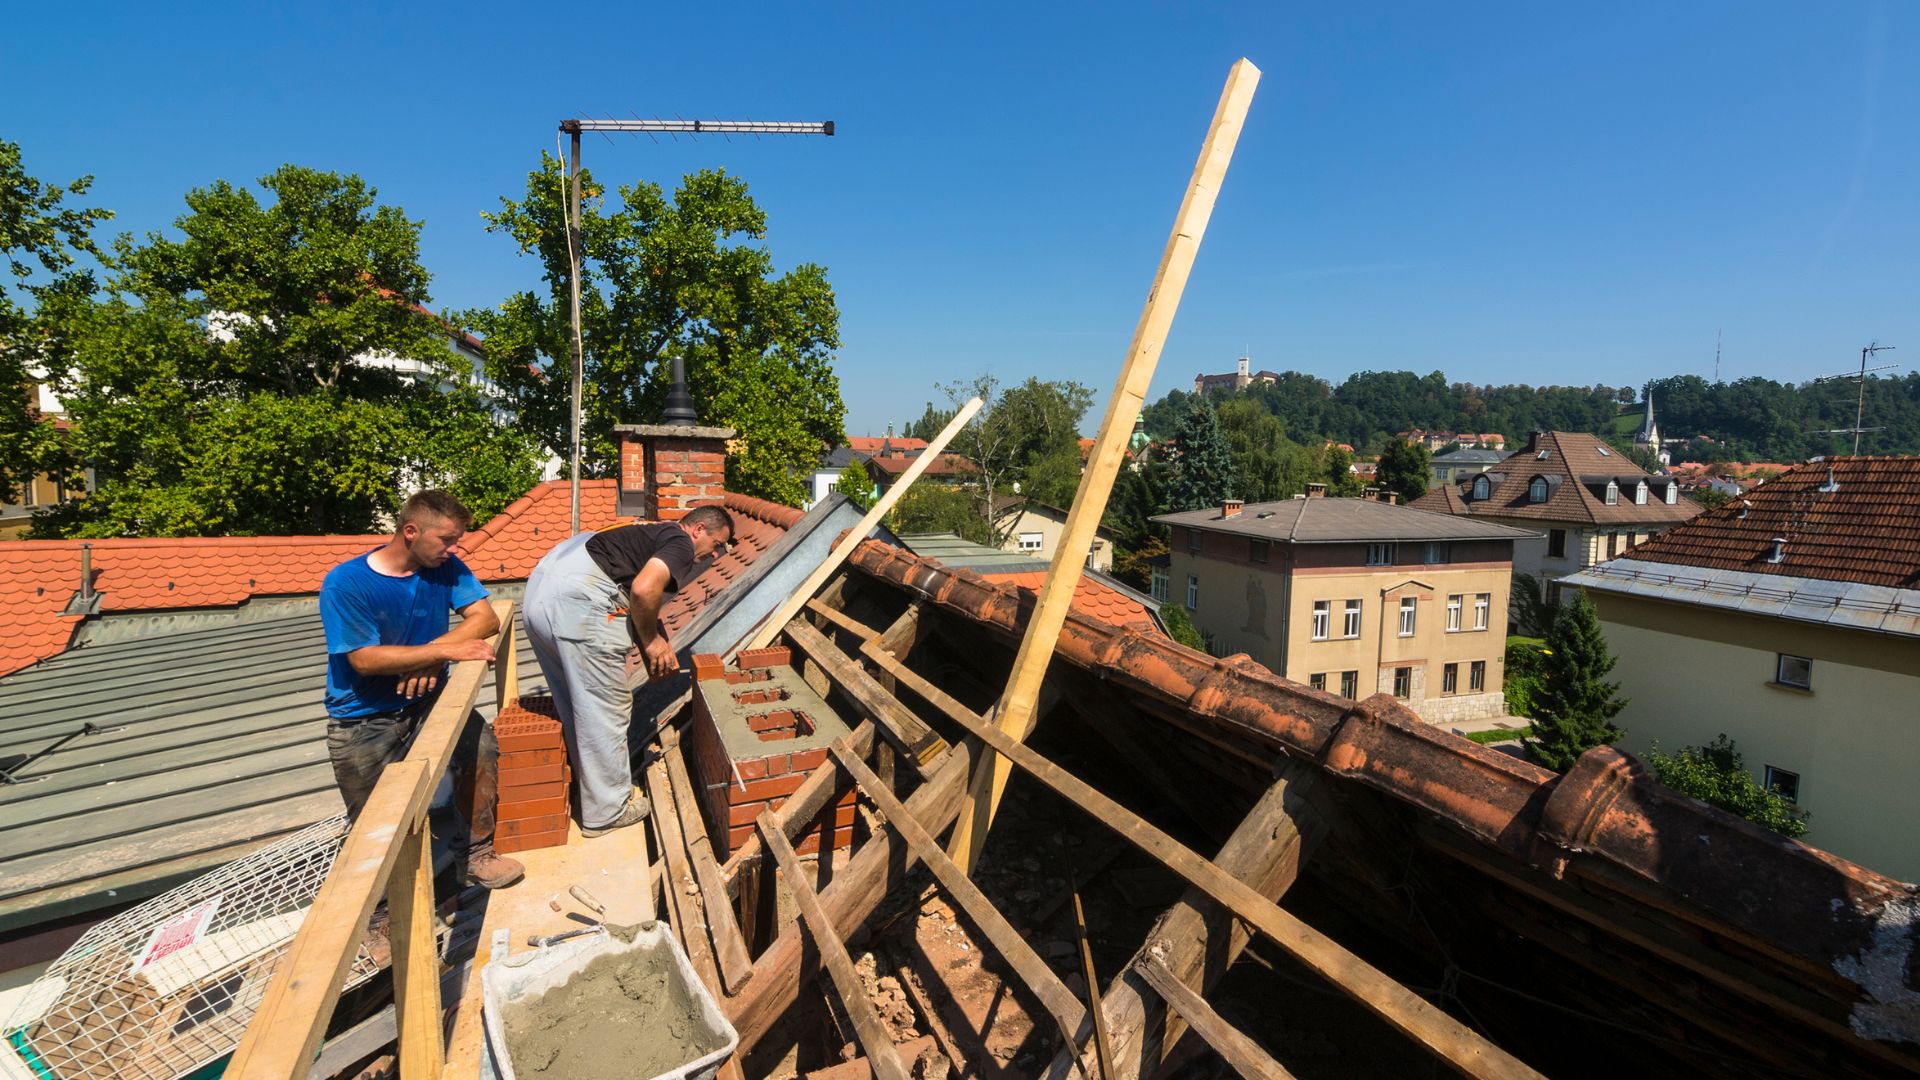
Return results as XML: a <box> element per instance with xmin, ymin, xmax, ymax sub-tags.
<box><xmin>1713</xmin><ymin>327</ymin><xmax>1722</xmax><ymax>385</ymax></box>
<box><xmin>555</xmin><ymin>116</ymin><xmax>836</xmax><ymax>532</ymax></box>
<box><xmin>1815</xmin><ymin>342</ymin><xmax>1897</xmax><ymax>454</ymax></box>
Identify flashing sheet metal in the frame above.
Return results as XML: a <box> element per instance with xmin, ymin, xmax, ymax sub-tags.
<box><xmin>1570</xmin><ymin>562</ymin><xmax>1920</xmax><ymax>640</ymax></box>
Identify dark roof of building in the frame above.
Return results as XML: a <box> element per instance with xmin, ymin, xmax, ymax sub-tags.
<box><xmin>1408</xmin><ymin>431</ymin><xmax>1700</xmax><ymax>527</ymax></box>
<box><xmin>863</xmin><ymin>452</ymin><xmax>974</xmax><ymax>478</ymax></box>
<box><xmin>1618</xmin><ymin>456</ymin><xmax>1920</xmax><ymax>589</ymax></box>
<box><xmin>1152</xmin><ymin>497</ymin><xmax>1536</xmax><ymax>543</ymax></box>
<box><xmin>1431</xmin><ymin>448</ymin><xmax>1510</xmax><ymax>465</ymax></box>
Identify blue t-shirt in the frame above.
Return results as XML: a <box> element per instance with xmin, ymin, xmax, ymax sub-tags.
<box><xmin>320</xmin><ymin>552</ymin><xmax>490</xmax><ymax>719</ymax></box>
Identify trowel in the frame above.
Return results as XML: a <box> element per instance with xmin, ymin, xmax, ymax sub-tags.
<box><xmin>527</xmin><ymin>884</ymin><xmax>655</xmax><ymax>947</ymax></box>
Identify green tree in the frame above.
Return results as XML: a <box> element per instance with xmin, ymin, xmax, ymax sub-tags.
<box><xmin>832</xmin><ymin>461</ymin><xmax>874</xmax><ymax>510</ymax></box>
<box><xmin>1373</xmin><ymin>438</ymin><xmax>1431</xmax><ymax>501</ymax></box>
<box><xmin>902</xmin><ymin>402</ymin><xmax>955</xmax><ymax>443</ymax></box>
<box><xmin>1646</xmin><ymin>735</ymin><xmax>1809</xmax><ymax>838</ymax></box>
<box><xmin>890</xmin><ymin>483</ymin><xmax>994</xmax><ymax>545</ymax></box>
<box><xmin>0</xmin><ymin>140</ymin><xmax>112</xmax><ymax>501</ymax></box>
<box><xmin>465</xmin><ymin>156</ymin><xmax>843</xmax><ymax>506</ymax></box>
<box><xmin>1508</xmin><ymin>572</ymin><xmax>1557</xmax><ymax>637</ymax></box>
<box><xmin>38</xmin><ymin>165</ymin><xmax>539</xmax><ymax>536</ymax></box>
<box><xmin>1159</xmin><ymin>603</ymin><xmax>1206</xmax><ymax>650</ymax></box>
<box><xmin>1689</xmin><ymin>486</ymin><xmax>1733</xmax><ymax>510</ymax></box>
<box><xmin>1162</xmin><ymin>402</ymin><xmax>1237</xmax><ymax>512</ymax></box>
<box><xmin>939</xmin><ymin>374</ymin><xmax>1093</xmax><ymax>536</ymax></box>
<box><xmin>1525</xmin><ymin>591</ymin><xmax>1628</xmax><ymax>771</ymax></box>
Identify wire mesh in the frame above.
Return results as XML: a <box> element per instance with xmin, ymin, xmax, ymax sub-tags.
<box><xmin>1</xmin><ymin>815</ymin><xmax>382</xmax><ymax>1079</ymax></box>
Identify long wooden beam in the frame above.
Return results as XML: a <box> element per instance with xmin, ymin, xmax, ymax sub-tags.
<box><xmin>757</xmin><ymin>811</ymin><xmax>913</xmax><ymax>1080</ymax></box>
<box><xmin>1135</xmin><ymin>956</ymin><xmax>1295</xmax><ymax>1080</ymax></box>
<box><xmin>785</xmin><ymin>619</ymin><xmax>945</xmax><ymax>766</ymax></box>
<box><xmin>663</xmin><ymin>737</ymin><xmax>754</xmax><ymax>993</ymax></box>
<box><xmin>739</xmin><ymin>397</ymin><xmax>982</xmax><ymax>655</ymax></box>
<box><xmin>946</xmin><ymin>59</ymin><xmax>1263</xmax><ymax>873</ymax></box>
<box><xmin>828</xmin><ymin>739</ymin><xmax>1091</xmax><ymax>1063</ymax></box>
<box><xmin>885</xmin><ymin>652</ymin><xmax>1543</xmax><ymax>1080</ymax></box>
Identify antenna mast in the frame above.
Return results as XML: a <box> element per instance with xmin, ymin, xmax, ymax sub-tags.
<box><xmin>1815</xmin><ymin>342</ymin><xmax>1897</xmax><ymax>455</ymax></box>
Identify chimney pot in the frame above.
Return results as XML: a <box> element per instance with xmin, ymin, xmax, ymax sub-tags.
<box><xmin>1305</xmin><ymin>483</ymin><xmax>1327</xmax><ymax>498</ymax></box>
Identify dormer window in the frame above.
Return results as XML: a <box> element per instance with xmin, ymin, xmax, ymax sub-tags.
<box><xmin>1472</xmin><ymin>475</ymin><xmax>1491</xmax><ymax>501</ymax></box>
<box><xmin>1528</xmin><ymin>476</ymin><xmax>1548</xmax><ymax>503</ymax></box>
<box><xmin>1634</xmin><ymin>481</ymin><xmax>1648</xmax><ymax>505</ymax></box>
<box><xmin>1536</xmin><ymin>449</ymin><xmax>1550</xmax><ymax>461</ymax></box>
<box><xmin>1664</xmin><ymin>483</ymin><xmax>1677</xmax><ymax>504</ymax></box>
<box><xmin>1605</xmin><ymin>481</ymin><xmax>1619</xmax><ymax>505</ymax></box>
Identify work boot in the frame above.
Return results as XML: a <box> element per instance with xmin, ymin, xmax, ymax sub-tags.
<box><xmin>465</xmin><ymin>849</ymin><xmax>525</xmax><ymax>889</ymax></box>
<box><xmin>580</xmin><ymin>794</ymin><xmax>652</xmax><ymax>838</ymax></box>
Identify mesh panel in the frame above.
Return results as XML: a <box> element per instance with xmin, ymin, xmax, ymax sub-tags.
<box><xmin>1</xmin><ymin>815</ymin><xmax>384</xmax><ymax>1079</ymax></box>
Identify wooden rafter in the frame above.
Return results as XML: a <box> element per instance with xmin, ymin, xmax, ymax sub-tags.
<box><xmin>662</xmin><ymin>736</ymin><xmax>754</xmax><ymax>993</ymax></box>
<box><xmin>1135</xmin><ymin>956</ymin><xmax>1295</xmax><ymax>1080</ymax></box>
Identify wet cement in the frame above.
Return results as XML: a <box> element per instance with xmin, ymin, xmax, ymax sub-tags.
<box><xmin>502</xmin><ymin>943</ymin><xmax>728</xmax><ymax>1080</ymax></box>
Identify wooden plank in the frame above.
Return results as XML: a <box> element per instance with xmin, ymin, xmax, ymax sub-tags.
<box><xmin>738</xmin><ymin>398</ymin><xmax>983</xmax><ymax>656</ymax></box>
<box><xmin>385</xmin><ymin>820</ymin><xmax>443</xmax><ymax>1080</ymax></box>
<box><xmin>228</xmin><ymin>760</ymin><xmax>432</xmax><ymax>1079</ymax></box>
<box><xmin>1072</xmin><ymin>879</ymin><xmax>1117</xmax><ymax>1080</ymax></box>
<box><xmin>719</xmin><ymin>722</ymin><xmax>877</xmax><ymax>883</ymax></box>
<box><xmin>494</xmin><ymin>604</ymin><xmax>519</xmax><ymax>715</ymax></box>
<box><xmin>645</xmin><ymin>755</ymin><xmax>720</xmax><ymax>991</ymax></box>
<box><xmin>664</xmin><ymin>736</ymin><xmax>755</xmax><ymax>993</ymax></box>
<box><xmin>785</xmin><ymin>619</ymin><xmax>944</xmax><ymax>766</ymax></box>
<box><xmin>403</xmin><ymin>599</ymin><xmax>515</xmax><ymax>789</ymax></box>
<box><xmin>756</xmin><ymin>811</ymin><xmax>913</xmax><ymax>1080</ymax></box>
<box><xmin>1135</xmin><ymin>957</ymin><xmax>1295</xmax><ymax>1080</ymax></box>
<box><xmin>900</xmin><ymin>666</ymin><xmax>1544</xmax><ymax>1080</ymax></box>
<box><xmin>805</xmin><ymin>598</ymin><xmax>880</xmax><ymax>642</ymax></box>
<box><xmin>726</xmin><ymin>740</ymin><xmax>974</xmax><ymax>1047</ymax></box>
<box><xmin>946</xmin><ymin>59</ymin><xmax>1263</xmax><ymax>874</ymax></box>
<box><xmin>828</xmin><ymin>740</ymin><xmax>1089</xmax><ymax>1053</ymax></box>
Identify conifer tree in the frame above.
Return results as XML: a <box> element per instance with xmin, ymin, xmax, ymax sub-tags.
<box><xmin>1525</xmin><ymin>591</ymin><xmax>1628</xmax><ymax>771</ymax></box>
<box><xmin>1163</xmin><ymin>402</ymin><xmax>1238</xmax><ymax>512</ymax></box>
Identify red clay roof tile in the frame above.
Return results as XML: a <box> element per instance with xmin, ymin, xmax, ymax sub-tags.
<box><xmin>981</xmin><ymin>570</ymin><xmax>1161</xmax><ymax>634</ymax></box>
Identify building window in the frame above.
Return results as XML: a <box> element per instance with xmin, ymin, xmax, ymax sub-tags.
<box><xmin>1473</xmin><ymin>593</ymin><xmax>1490</xmax><ymax>630</ymax></box>
<box><xmin>1763</xmin><ymin>766</ymin><xmax>1801</xmax><ymax>802</ymax></box>
<box><xmin>1398</xmin><ymin>596</ymin><xmax>1417</xmax><ymax>637</ymax></box>
<box><xmin>1548</xmin><ymin>529</ymin><xmax>1567</xmax><ymax>557</ymax></box>
<box><xmin>1446</xmin><ymin>594</ymin><xmax>1462</xmax><ymax>631</ymax></box>
<box><xmin>1472</xmin><ymin>474</ymin><xmax>1490</xmax><ymax>501</ymax></box>
<box><xmin>1342</xmin><ymin>600</ymin><xmax>1362</xmax><ymax>638</ymax></box>
<box><xmin>1185</xmin><ymin>575</ymin><xmax>1199</xmax><ymax>611</ymax></box>
<box><xmin>1186</xmin><ymin>528</ymin><xmax>1201</xmax><ymax>553</ymax></box>
<box><xmin>1611</xmin><ymin>531</ymin><xmax>1626</xmax><ymax>557</ymax></box>
<box><xmin>1249</xmin><ymin>539</ymin><xmax>1269</xmax><ymax>564</ymax></box>
<box><xmin>1469</xmin><ymin>660</ymin><xmax>1486</xmax><ymax>692</ymax></box>
<box><xmin>1392</xmin><ymin>666</ymin><xmax>1412</xmax><ymax>699</ymax></box>
<box><xmin>1312</xmin><ymin>600</ymin><xmax>1330</xmax><ymax>640</ymax></box>
<box><xmin>1309</xmin><ymin>672</ymin><xmax>1326</xmax><ymax>692</ymax></box>
<box><xmin>1424</xmin><ymin>541</ymin><xmax>1448</xmax><ymax>564</ymax></box>
<box><xmin>1442</xmin><ymin>663</ymin><xmax>1458</xmax><ymax>694</ymax></box>
<box><xmin>1340</xmin><ymin>670</ymin><xmax>1359</xmax><ymax>698</ymax></box>
<box><xmin>1776</xmin><ymin>654</ymin><xmax>1812</xmax><ymax>690</ymax></box>
<box><xmin>1634</xmin><ymin>481</ymin><xmax>1648</xmax><ymax>505</ymax></box>
<box><xmin>1664</xmin><ymin>483</ymin><xmax>1678</xmax><ymax>504</ymax></box>
<box><xmin>1150</xmin><ymin>569</ymin><xmax>1168</xmax><ymax>604</ymax></box>
<box><xmin>1528</xmin><ymin>477</ymin><xmax>1549</xmax><ymax>503</ymax></box>
<box><xmin>1018</xmin><ymin>531</ymin><xmax>1044</xmax><ymax>553</ymax></box>
<box><xmin>1366</xmin><ymin>543</ymin><xmax>1394</xmax><ymax>566</ymax></box>
<box><xmin>1605</xmin><ymin>481</ymin><xmax>1619</xmax><ymax>505</ymax></box>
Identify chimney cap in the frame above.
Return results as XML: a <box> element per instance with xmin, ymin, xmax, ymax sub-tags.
<box><xmin>1221</xmin><ymin>498</ymin><xmax>1244</xmax><ymax>517</ymax></box>
<box><xmin>1304</xmin><ymin>482</ymin><xmax>1327</xmax><ymax>497</ymax></box>
<box><xmin>661</xmin><ymin>355</ymin><xmax>700</xmax><ymax>426</ymax></box>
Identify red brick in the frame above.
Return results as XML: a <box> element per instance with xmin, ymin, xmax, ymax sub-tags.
<box><xmin>732</xmin><ymin>755</ymin><xmax>770</xmax><ymax>781</ymax></box>
<box><xmin>499</xmin><ymin>782</ymin><xmax>567</xmax><ymax>808</ymax></box>
<box><xmin>693</xmin><ymin>653</ymin><xmax>726</xmax><ymax>681</ymax></box>
<box><xmin>499</xmin><ymin>812</ymin><xmax>570</xmax><ymax>838</ymax></box>
<box><xmin>498</xmin><ymin>793</ymin><xmax>568</xmax><ymax>819</ymax></box>
<box><xmin>656</xmin><ymin>484</ymin><xmax>703</xmax><ymax>498</ymax></box>
<box><xmin>724</xmin><ymin>669</ymin><xmax>773</xmax><ymax>685</ymax></box>
<box><xmin>499</xmin><ymin>747</ymin><xmax>566</xmax><ymax>770</ymax></box>
<box><xmin>793</xmin><ymin>825</ymin><xmax>858</xmax><ymax>857</ymax></box>
<box><xmin>496</xmin><ymin>724</ymin><xmax>563</xmax><ymax>754</ymax></box>
<box><xmin>731</xmin><ymin>772</ymin><xmax>807</xmax><ymax>803</ymax></box>
<box><xmin>790</xmin><ymin>747</ymin><xmax>829</xmax><ymax>772</ymax></box>
<box><xmin>497</xmin><ymin>826</ymin><xmax>569</xmax><ymax>854</ymax></box>
<box><xmin>498</xmin><ymin>762</ymin><xmax>564</xmax><ymax>787</ymax></box>
<box><xmin>728</xmin><ymin>799</ymin><xmax>775</xmax><ymax>828</ymax></box>
<box><xmin>737</xmin><ymin>646</ymin><xmax>791</xmax><ymax>670</ymax></box>
<box><xmin>733</xmin><ymin>687</ymin><xmax>789</xmax><ymax>706</ymax></box>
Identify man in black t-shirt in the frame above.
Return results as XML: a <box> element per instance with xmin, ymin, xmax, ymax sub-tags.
<box><xmin>522</xmin><ymin>505</ymin><xmax>736</xmax><ymax>836</ymax></box>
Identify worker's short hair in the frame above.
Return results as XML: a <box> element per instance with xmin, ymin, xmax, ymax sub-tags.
<box><xmin>682</xmin><ymin>504</ymin><xmax>735</xmax><ymax>540</ymax></box>
<box><xmin>398</xmin><ymin>490</ymin><xmax>472</xmax><ymax>530</ymax></box>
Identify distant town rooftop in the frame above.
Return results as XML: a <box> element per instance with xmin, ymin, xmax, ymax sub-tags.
<box><xmin>1153</xmin><ymin>496</ymin><xmax>1537</xmax><ymax>544</ymax></box>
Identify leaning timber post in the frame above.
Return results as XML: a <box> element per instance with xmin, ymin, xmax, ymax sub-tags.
<box><xmin>1044</xmin><ymin>761</ymin><xmax>1325</xmax><ymax>1080</ymax></box>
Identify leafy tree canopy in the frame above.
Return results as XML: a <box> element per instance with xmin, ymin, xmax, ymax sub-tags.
<box><xmin>1646</xmin><ymin>734</ymin><xmax>1809</xmax><ymax>838</ymax></box>
<box><xmin>936</xmin><ymin>374</ymin><xmax>1093</xmax><ymax>537</ymax></box>
<box><xmin>465</xmin><ymin>157</ymin><xmax>843</xmax><ymax>506</ymax></box>
<box><xmin>832</xmin><ymin>461</ymin><xmax>873</xmax><ymax>511</ymax></box>
<box><xmin>1525</xmin><ymin>591</ymin><xmax>1628</xmax><ymax>771</ymax></box>
<box><xmin>1162</xmin><ymin>401</ymin><xmax>1237</xmax><ymax>513</ymax></box>
<box><xmin>890</xmin><ymin>483</ymin><xmax>995</xmax><ymax>546</ymax></box>
<box><xmin>35</xmin><ymin>165</ymin><xmax>540</xmax><ymax>536</ymax></box>
<box><xmin>1374</xmin><ymin>438</ymin><xmax>1431</xmax><ymax>501</ymax></box>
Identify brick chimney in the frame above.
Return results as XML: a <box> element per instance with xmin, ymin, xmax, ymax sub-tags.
<box><xmin>1221</xmin><ymin>498</ymin><xmax>1243</xmax><ymax>517</ymax></box>
<box><xmin>612</xmin><ymin>359</ymin><xmax>734</xmax><ymax>520</ymax></box>
<box><xmin>1305</xmin><ymin>482</ymin><xmax>1327</xmax><ymax>498</ymax></box>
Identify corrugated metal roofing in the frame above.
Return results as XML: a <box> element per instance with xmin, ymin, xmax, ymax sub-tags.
<box><xmin>1152</xmin><ymin>497</ymin><xmax>1537</xmax><ymax>543</ymax></box>
<box><xmin>1568</xmin><ymin>561</ymin><xmax>1920</xmax><ymax>638</ymax></box>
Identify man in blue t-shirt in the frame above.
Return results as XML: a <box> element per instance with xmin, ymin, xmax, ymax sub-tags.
<box><xmin>319</xmin><ymin>490</ymin><xmax>522</xmax><ymax>889</ymax></box>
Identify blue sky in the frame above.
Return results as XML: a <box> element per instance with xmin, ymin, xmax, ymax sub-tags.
<box><xmin>4</xmin><ymin>2</ymin><xmax>1914</xmax><ymax>437</ymax></box>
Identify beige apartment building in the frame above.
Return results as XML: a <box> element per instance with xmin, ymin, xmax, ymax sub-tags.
<box><xmin>1154</xmin><ymin>493</ymin><xmax>1532</xmax><ymax>724</ymax></box>
<box><xmin>1567</xmin><ymin>456</ymin><xmax>1920</xmax><ymax>881</ymax></box>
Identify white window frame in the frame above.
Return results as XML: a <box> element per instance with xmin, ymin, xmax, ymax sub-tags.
<box><xmin>1392</xmin><ymin>666</ymin><xmax>1412</xmax><ymax>699</ymax></box>
<box><xmin>1605</xmin><ymin>481</ymin><xmax>1619</xmax><ymax>505</ymax></box>
<box><xmin>1342</xmin><ymin>599</ymin><xmax>1362</xmax><ymax>639</ymax></box>
<box><xmin>1398</xmin><ymin>596</ymin><xmax>1417</xmax><ymax>637</ymax></box>
<box><xmin>1664</xmin><ymin>483</ymin><xmax>1678</xmax><ymax>504</ymax></box>
<box><xmin>1340</xmin><ymin>670</ymin><xmax>1359</xmax><ymax>698</ymax></box>
<box><xmin>1150</xmin><ymin>569</ymin><xmax>1168</xmax><ymax>604</ymax></box>
<box><xmin>1634</xmin><ymin>481</ymin><xmax>1648</xmax><ymax>505</ymax></box>
<box><xmin>1472</xmin><ymin>474</ymin><xmax>1490</xmax><ymax>501</ymax></box>
<box><xmin>1366</xmin><ymin>542</ymin><xmax>1394</xmax><ymax>567</ymax></box>
<box><xmin>1185</xmin><ymin>574</ymin><xmax>1199</xmax><ymax>611</ymax></box>
<box><xmin>1311</xmin><ymin>600</ymin><xmax>1330</xmax><ymax>641</ymax></box>
<box><xmin>1469</xmin><ymin>659</ymin><xmax>1486</xmax><ymax>692</ymax></box>
<box><xmin>1775</xmin><ymin>653</ymin><xmax>1812</xmax><ymax>690</ymax></box>
<box><xmin>1473</xmin><ymin>593</ymin><xmax>1490</xmax><ymax>630</ymax></box>
<box><xmin>1017</xmin><ymin>531</ymin><xmax>1044</xmax><ymax>553</ymax></box>
<box><xmin>1529</xmin><ymin>477</ymin><xmax>1549</xmax><ymax>503</ymax></box>
<box><xmin>1446</xmin><ymin>594</ymin><xmax>1462</xmax><ymax>631</ymax></box>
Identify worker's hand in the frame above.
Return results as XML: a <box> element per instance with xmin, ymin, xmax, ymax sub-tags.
<box><xmin>396</xmin><ymin>665</ymin><xmax>440</xmax><ymax>700</ymax></box>
<box><xmin>442</xmin><ymin>638</ymin><xmax>497</xmax><ymax>664</ymax></box>
<box><xmin>643</xmin><ymin>636</ymin><xmax>678</xmax><ymax>678</ymax></box>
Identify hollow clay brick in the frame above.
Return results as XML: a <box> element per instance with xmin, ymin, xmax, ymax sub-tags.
<box><xmin>499</xmin><ymin>747</ymin><xmax>566</xmax><ymax>770</ymax></box>
<box><xmin>693</xmin><ymin>653</ymin><xmax>726</xmax><ymax>681</ymax></box>
<box><xmin>496</xmin><ymin>827</ymin><xmax>569</xmax><ymax>854</ymax></box>
<box><xmin>499</xmin><ymin>812</ymin><xmax>570</xmax><ymax>839</ymax></box>
<box><xmin>498</xmin><ymin>763</ymin><xmax>564</xmax><ymax>787</ymax></box>
<box><xmin>736</xmin><ymin>646</ymin><xmax>792</xmax><ymax>670</ymax></box>
<box><xmin>497</xmin><ymin>793</ymin><xmax>568</xmax><ymax>820</ymax></box>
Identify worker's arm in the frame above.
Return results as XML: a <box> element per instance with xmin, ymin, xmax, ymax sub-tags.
<box><xmin>347</xmin><ymin>599</ymin><xmax>499</xmax><ymax>678</ymax></box>
<box><xmin>628</xmin><ymin>558</ymin><xmax>678</xmax><ymax>678</ymax></box>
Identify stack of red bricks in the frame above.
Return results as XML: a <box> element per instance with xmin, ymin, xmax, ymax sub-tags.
<box><xmin>686</xmin><ymin>647</ymin><xmax>859</xmax><ymax>858</ymax></box>
<box><xmin>495</xmin><ymin>696</ymin><xmax>572</xmax><ymax>853</ymax></box>
<box><xmin>618</xmin><ymin>427</ymin><xmax>729</xmax><ymax>522</ymax></box>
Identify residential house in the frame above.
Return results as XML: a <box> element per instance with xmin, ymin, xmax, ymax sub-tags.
<box><xmin>1429</xmin><ymin>447</ymin><xmax>1509</xmax><ymax>487</ymax></box>
<box><xmin>805</xmin><ymin>445</ymin><xmax>865</xmax><ymax>510</ymax></box>
<box><xmin>1152</xmin><ymin>492</ymin><xmax>1533</xmax><ymax>723</ymax></box>
<box><xmin>1566</xmin><ymin>456</ymin><xmax>1920</xmax><ymax>880</ymax></box>
<box><xmin>861</xmin><ymin>443</ymin><xmax>973</xmax><ymax>495</ymax></box>
<box><xmin>1192</xmin><ymin>356</ymin><xmax>1279</xmax><ymax>395</ymax></box>
<box><xmin>987</xmin><ymin>496</ymin><xmax>1116</xmax><ymax>571</ymax></box>
<box><xmin>1408</xmin><ymin>430</ymin><xmax>1699</xmax><ymax>606</ymax></box>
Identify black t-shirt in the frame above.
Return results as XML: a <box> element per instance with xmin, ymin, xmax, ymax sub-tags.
<box><xmin>584</xmin><ymin>522</ymin><xmax>698</xmax><ymax>596</ymax></box>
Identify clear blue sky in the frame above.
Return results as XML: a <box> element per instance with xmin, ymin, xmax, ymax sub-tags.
<box><xmin>4</xmin><ymin>2</ymin><xmax>1914</xmax><ymax>437</ymax></box>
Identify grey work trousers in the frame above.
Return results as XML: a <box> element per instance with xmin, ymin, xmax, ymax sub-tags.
<box><xmin>523</xmin><ymin>531</ymin><xmax>639</xmax><ymax>830</ymax></box>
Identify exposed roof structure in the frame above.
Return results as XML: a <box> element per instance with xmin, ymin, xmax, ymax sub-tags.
<box><xmin>1153</xmin><ymin>496</ymin><xmax>1537</xmax><ymax>543</ymax></box>
<box><xmin>1408</xmin><ymin>431</ymin><xmax>1700</xmax><ymax>527</ymax></box>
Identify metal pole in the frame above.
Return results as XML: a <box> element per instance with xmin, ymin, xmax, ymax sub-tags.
<box><xmin>568</xmin><ymin>130</ymin><xmax>584</xmax><ymax>535</ymax></box>
<box><xmin>1855</xmin><ymin>347</ymin><xmax>1868</xmax><ymax>455</ymax></box>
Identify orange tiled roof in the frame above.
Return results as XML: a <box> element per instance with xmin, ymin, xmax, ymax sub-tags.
<box><xmin>659</xmin><ymin>493</ymin><xmax>804</xmax><ymax>636</ymax></box>
<box><xmin>1408</xmin><ymin>431</ymin><xmax>1699</xmax><ymax>527</ymax></box>
<box><xmin>986</xmin><ymin>570</ymin><xmax>1161</xmax><ymax>634</ymax></box>
<box><xmin>864</xmin><ymin>452</ymin><xmax>974</xmax><ymax>477</ymax></box>
<box><xmin>460</xmin><ymin>479</ymin><xmax>630</xmax><ymax>579</ymax></box>
<box><xmin>846</xmin><ymin>435</ymin><xmax>928</xmax><ymax>455</ymax></box>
